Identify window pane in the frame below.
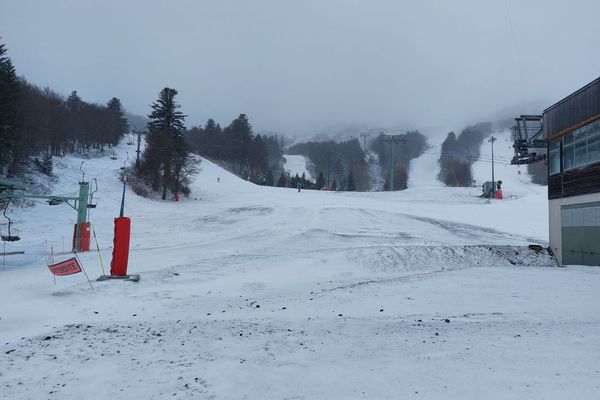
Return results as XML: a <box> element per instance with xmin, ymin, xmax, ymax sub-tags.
<box><xmin>588</xmin><ymin>133</ymin><xmax>600</xmax><ymax>163</ymax></box>
<box><xmin>549</xmin><ymin>150</ymin><xmax>560</xmax><ymax>174</ymax></box>
<box><xmin>574</xmin><ymin>140</ymin><xmax>587</xmax><ymax>166</ymax></box>
<box><xmin>549</xmin><ymin>140</ymin><xmax>560</xmax><ymax>151</ymax></box>
<box><xmin>573</xmin><ymin>126</ymin><xmax>590</xmax><ymax>142</ymax></box>
<box><xmin>564</xmin><ymin>132</ymin><xmax>574</xmax><ymax>145</ymax></box>
<box><xmin>564</xmin><ymin>144</ymin><xmax>575</xmax><ymax>169</ymax></box>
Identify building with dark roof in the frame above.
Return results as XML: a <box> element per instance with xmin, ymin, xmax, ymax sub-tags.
<box><xmin>545</xmin><ymin>77</ymin><xmax>600</xmax><ymax>265</ymax></box>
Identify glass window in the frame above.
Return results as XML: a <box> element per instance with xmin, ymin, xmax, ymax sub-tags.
<box><xmin>549</xmin><ymin>140</ymin><xmax>561</xmax><ymax>174</ymax></box>
<box><xmin>574</xmin><ymin>140</ymin><xmax>587</xmax><ymax>166</ymax></box>
<box><xmin>588</xmin><ymin>132</ymin><xmax>600</xmax><ymax>164</ymax></box>
<box><xmin>562</xmin><ymin>119</ymin><xmax>600</xmax><ymax>170</ymax></box>
<box><xmin>563</xmin><ymin>143</ymin><xmax>574</xmax><ymax>169</ymax></box>
<box><xmin>564</xmin><ymin>132</ymin><xmax>574</xmax><ymax>145</ymax></box>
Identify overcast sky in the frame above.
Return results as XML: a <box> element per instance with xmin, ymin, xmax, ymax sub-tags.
<box><xmin>1</xmin><ymin>0</ymin><xmax>599</xmax><ymax>136</ymax></box>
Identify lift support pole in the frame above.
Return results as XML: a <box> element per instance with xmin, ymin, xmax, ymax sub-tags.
<box><xmin>75</xmin><ymin>182</ymin><xmax>90</xmax><ymax>252</ymax></box>
<box><xmin>380</xmin><ymin>134</ymin><xmax>406</xmax><ymax>191</ymax></box>
<box><xmin>1</xmin><ymin>181</ymin><xmax>91</xmax><ymax>252</ymax></box>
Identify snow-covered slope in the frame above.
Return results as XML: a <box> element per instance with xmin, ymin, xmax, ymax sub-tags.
<box><xmin>1</xmin><ymin>142</ymin><xmax>599</xmax><ymax>399</ymax></box>
<box><xmin>408</xmin><ymin>132</ymin><xmax>446</xmax><ymax>188</ymax></box>
<box><xmin>471</xmin><ymin>129</ymin><xmax>547</xmax><ymax>199</ymax></box>
<box><xmin>283</xmin><ymin>154</ymin><xmax>312</xmax><ymax>180</ymax></box>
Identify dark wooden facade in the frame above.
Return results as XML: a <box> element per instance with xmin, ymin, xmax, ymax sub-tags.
<box><xmin>545</xmin><ymin>77</ymin><xmax>600</xmax><ymax>200</ymax></box>
<box><xmin>548</xmin><ymin>162</ymin><xmax>600</xmax><ymax>199</ymax></box>
<box><xmin>544</xmin><ymin>77</ymin><xmax>600</xmax><ymax>140</ymax></box>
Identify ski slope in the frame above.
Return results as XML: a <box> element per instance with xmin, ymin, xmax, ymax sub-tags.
<box><xmin>1</xmin><ymin>142</ymin><xmax>599</xmax><ymax>399</ymax></box>
<box><xmin>408</xmin><ymin>132</ymin><xmax>446</xmax><ymax>189</ymax></box>
<box><xmin>283</xmin><ymin>154</ymin><xmax>312</xmax><ymax>180</ymax></box>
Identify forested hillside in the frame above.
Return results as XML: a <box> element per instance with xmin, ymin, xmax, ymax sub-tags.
<box><xmin>0</xmin><ymin>40</ymin><xmax>129</xmax><ymax>177</ymax></box>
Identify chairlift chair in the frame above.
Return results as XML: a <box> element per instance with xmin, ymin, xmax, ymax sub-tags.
<box><xmin>1</xmin><ymin>202</ymin><xmax>20</xmax><ymax>242</ymax></box>
<box><xmin>88</xmin><ymin>178</ymin><xmax>98</xmax><ymax>209</ymax></box>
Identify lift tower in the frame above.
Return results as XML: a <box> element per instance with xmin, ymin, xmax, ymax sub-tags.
<box><xmin>0</xmin><ymin>179</ymin><xmax>94</xmax><ymax>252</ymax></box>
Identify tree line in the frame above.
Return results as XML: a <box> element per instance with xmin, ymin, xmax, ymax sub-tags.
<box><xmin>0</xmin><ymin>39</ymin><xmax>129</xmax><ymax>177</ymax></box>
<box><xmin>438</xmin><ymin>122</ymin><xmax>492</xmax><ymax>187</ymax></box>
<box><xmin>286</xmin><ymin>138</ymin><xmax>368</xmax><ymax>191</ymax></box>
<box><xmin>370</xmin><ymin>130</ymin><xmax>428</xmax><ymax>190</ymax></box>
<box><xmin>185</xmin><ymin>115</ymin><xmax>283</xmax><ymax>186</ymax></box>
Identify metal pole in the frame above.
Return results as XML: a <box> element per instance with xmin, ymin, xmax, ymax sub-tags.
<box><xmin>134</xmin><ymin>129</ymin><xmax>144</xmax><ymax>169</ymax></box>
<box><xmin>390</xmin><ymin>140</ymin><xmax>394</xmax><ymax>191</ymax></box>
<box><xmin>380</xmin><ymin>134</ymin><xmax>406</xmax><ymax>192</ymax></box>
<box><xmin>75</xmin><ymin>182</ymin><xmax>90</xmax><ymax>252</ymax></box>
<box><xmin>120</xmin><ymin>176</ymin><xmax>126</xmax><ymax>217</ymax></box>
<box><xmin>489</xmin><ymin>136</ymin><xmax>497</xmax><ymax>197</ymax></box>
<box><xmin>327</xmin><ymin>150</ymin><xmax>332</xmax><ymax>188</ymax></box>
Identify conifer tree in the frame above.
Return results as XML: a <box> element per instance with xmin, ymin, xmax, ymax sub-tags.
<box><xmin>276</xmin><ymin>171</ymin><xmax>287</xmax><ymax>187</ymax></box>
<box><xmin>41</xmin><ymin>152</ymin><xmax>53</xmax><ymax>175</ymax></box>
<box><xmin>107</xmin><ymin>97</ymin><xmax>129</xmax><ymax>145</ymax></box>
<box><xmin>315</xmin><ymin>172</ymin><xmax>325</xmax><ymax>190</ymax></box>
<box><xmin>265</xmin><ymin>170</ymin><xmax>274</xmax><ymax>186</ymax></box>
<box><xmin>346</xmin><ymin>171</ymin><xmax>356</xmax><ymax>191</ymax></box>
<box><xmin>0</xmin><ymin>40</ymin><xmax>19</xmax><ymax>174</ymax></box>
<box><xmin>223</xmin><ymin>114</ymin><xmax>253</xmax><ymax>175</ymax></box>
<box><xmin>139</xmin><ymin>87</ymin><xmax>194</xmax><ymax>199</ymax></box>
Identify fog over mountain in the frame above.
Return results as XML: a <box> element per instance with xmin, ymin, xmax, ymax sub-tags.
<box><xmin>1</xmin><ymin>0</ymin><xmax>598</xmax><ymax>136</ymax></box>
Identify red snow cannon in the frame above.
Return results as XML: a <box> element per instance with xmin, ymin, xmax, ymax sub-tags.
<box><xmin>110</xmin><ymin>217</ymin><xmax>131</xmax><ymax>276</ymax></box>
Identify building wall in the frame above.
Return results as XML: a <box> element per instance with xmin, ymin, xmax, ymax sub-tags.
<box><xmin>543</xmin><ymin>78</ymin><xmax>600</xmax><ymax>140</ymax></box>
<box><xmin>549</xmin><ymin>193</ymin><xmax>600</xmax><ymax>265</ymax></box>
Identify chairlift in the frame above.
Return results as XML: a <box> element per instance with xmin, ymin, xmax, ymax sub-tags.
<box><xmin>88</xmin><ymin>178</ymin><xmax>98</xmax><ymax>209</ymax></box>
<box><xmin>1</xmin><ymin>202</ymin><xmax>20</xmax><ymax>242</ymax></box>
<box><xmin>110</xmin><ymin>151</ymin><xmax>118</xmax><ymax>160</ymax></box>
<box><xmin>47</xmin><ymin>198</ymin><xmax>64</xmax><ymax>206</ymax></box>
<box><xmin>120</xmin><ymin>152</ymin><xmax>129</xmax><ymax>170</ymax></box>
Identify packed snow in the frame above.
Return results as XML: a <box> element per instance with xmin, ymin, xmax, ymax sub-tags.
<box><xmin>283</xmin><ymin>154</ymin><xmax>312</xmax><ymax>181</ymax></box>
<box><xmin>1</xmin><ymin>140</ymin><xmax>599</xmax><ymax>399</ymax></box>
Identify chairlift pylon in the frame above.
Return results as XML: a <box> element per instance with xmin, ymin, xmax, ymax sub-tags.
<box><xmin>79</xmin><ymin>161</ymin><xmax>86</xmax><ymax>184</ymax></box>
<box><xmin>1</xmin><ymin>201</ymin><xmax>20</xmax><ymax>242</ymax></box>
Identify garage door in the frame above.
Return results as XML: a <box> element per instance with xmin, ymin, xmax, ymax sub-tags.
<box><xmin>561</xmin><ymin>202</ymin><xmax>600</xmax><ymax>266</ymax></box>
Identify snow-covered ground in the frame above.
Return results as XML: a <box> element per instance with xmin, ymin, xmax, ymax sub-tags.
<box><xmin>283</xmin><ymin>154</ymin><xmax>312</xmax><ymax>180</ymax></box>
<box><xmin>1</xmin><ymin>142</ymin><xmax>599</xmax><ymax>399</ymax></box>
<box><xmin>408</xmin><ymin>132</ymin><xmax>446</xmax><ymax>189</ymax></box>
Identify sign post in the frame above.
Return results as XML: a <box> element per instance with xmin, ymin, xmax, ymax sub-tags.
<box><xmin>47</xmin><ymin>256</ymin><xmax>94</xmax><ymax>289</ymax></box>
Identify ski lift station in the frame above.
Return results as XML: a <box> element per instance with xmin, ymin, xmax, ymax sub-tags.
<box><xmin>514</xmin><ymin>77</ymin><xmax>600</xmax><ymax>266</ymax></box>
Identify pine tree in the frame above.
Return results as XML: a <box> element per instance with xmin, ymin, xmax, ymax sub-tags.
<box><xmin>315</xmin><ymin>172</ymin><xmax>325</xmax><ymax>190</ymax></box>
<box><xmin>346</xmin><ymin>171</ymin><xmax>356</xmax><ymax>191</ymax></box>
<box><xmin>276</xmin><ymin>171</ymin><xmax>287</xmax><ymax>187</ymax></box>
<box><xmin>331</xmin><ymin>179</ymin><xmax>337</xmax><ymax>191</ymax></box>
<box><xmin>265</xmin><ymin>170</ymin><xmax>274</xmax><ymax>186</ymax></box>
<box><xmin>41</xmin><ymin>152</ymin><xmax>53</xmax><ymax>175</ymax></box>
<box><xmin>0</xmin><ymin>40</ymin><xmax>20</xmax><ymax>174</ymax></box>
<box><xmin>223</xmin><ymin>114</ymin><xmax>253</xmax><ymax>176</ymax></box>
<box><xmin>107</xmin><ymin>97</ymin><xmax>129</xmax><ymax>145</ymax></box>
<box><xmin>139</xmin><ymin>87</ymin><xmax>192</xmax><ymax>199</ymax></box>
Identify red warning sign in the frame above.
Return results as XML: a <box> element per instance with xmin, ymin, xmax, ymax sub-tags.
<box><xmin>48</xmin><ymin>258</ymin><xmax>82</xmax><ymax>276</ymax></box>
